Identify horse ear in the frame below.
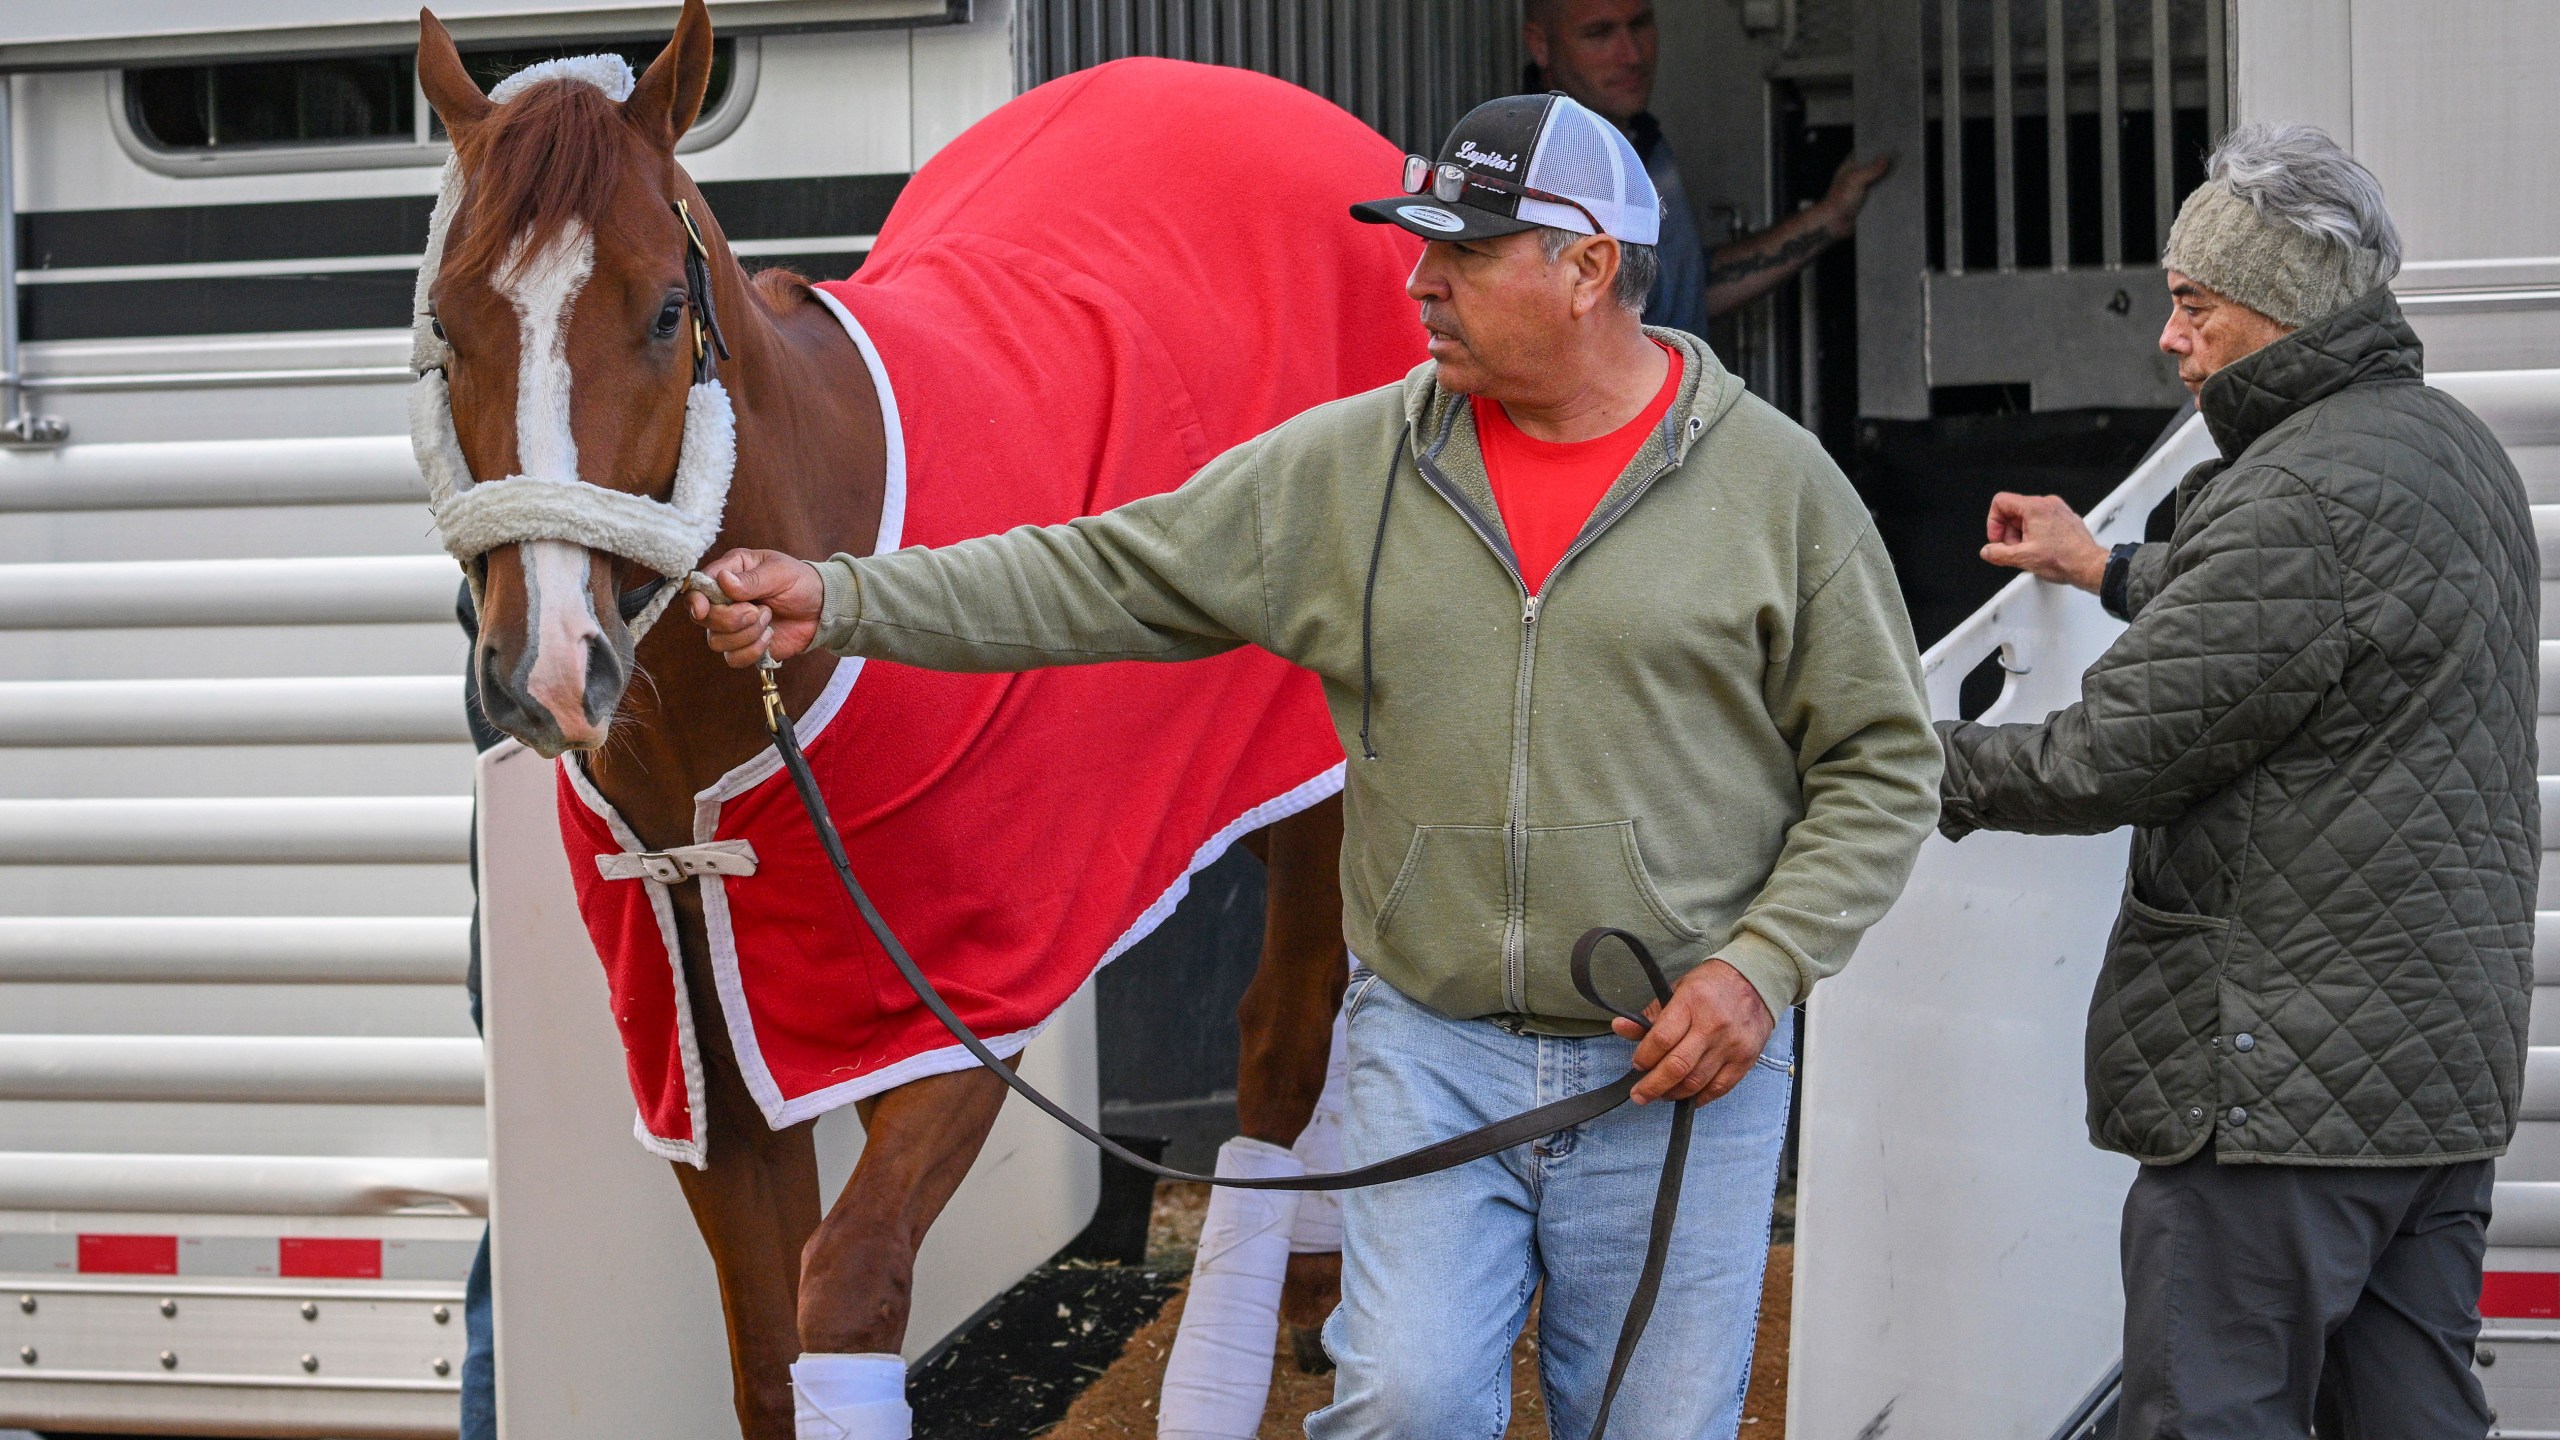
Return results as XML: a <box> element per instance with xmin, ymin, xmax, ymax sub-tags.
<box><xmin>623</xmin><ymin>0</ymin><xmax>715</xmax><ymax>151</ymax></box>
<box><xmin>417</xmin><ymin>10</ymin><xmax>492</xmax><ymax>137</ymax></box>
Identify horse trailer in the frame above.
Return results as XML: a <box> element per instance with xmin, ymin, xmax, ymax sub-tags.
<box><xmin>0</xmin><ymin>2</ymin><xmax>2551</xmax><ymax>1438</ymax></box>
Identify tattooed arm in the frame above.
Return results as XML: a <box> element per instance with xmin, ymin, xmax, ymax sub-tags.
<box><xmin>1703</xmin><ymin>153</ymin><xmax>1893</xmax><ymax>319</ymax></box>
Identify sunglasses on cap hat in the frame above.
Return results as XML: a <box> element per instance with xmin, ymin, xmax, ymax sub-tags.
<box><xmin>1401</xmin><ymin>154</ymin><xmax>1607</xmax><ymax>239</ymax></box>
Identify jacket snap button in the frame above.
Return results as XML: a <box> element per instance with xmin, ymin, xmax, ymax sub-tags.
<box><xmin>2187</xmin><ymin>1107</ymin><xmax>2205</xmax><ymax>1123</ymax></box>
<box><xmin>2227</xmin><ymin>1106</ymin><xmax>2247</xmax><ymax>1126</ymax></box>
<box><xmin>2234</xmin><ymin>1033</ymin><xmax>2256</xmax><ymax>1052</ymax></box>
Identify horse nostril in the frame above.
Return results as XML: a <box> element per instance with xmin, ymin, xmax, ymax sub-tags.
<box><xmin>583</xmin><ymin>634</ymin><xmax>628</xmax><ymax>723</ymax></box>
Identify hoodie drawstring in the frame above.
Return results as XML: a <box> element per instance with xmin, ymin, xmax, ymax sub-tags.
<box><xmin>1356</xmin><ymin>443</ymin><xmax>1401</xmax><ymax>761</ymax></box>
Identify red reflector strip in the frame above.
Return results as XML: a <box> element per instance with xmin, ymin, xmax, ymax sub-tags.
<box><xmin>2482</xmin><ymin>1270</ymin><xmax>2560</xmax><ymax>1318</ymax></box>
<box><xmin>78</xmin><ymin>1234</ymin><xmax>178</xmax><ymax>1276</ymax></box>
<box><xmin>279</xmin><ymin>1236</ymin><xmax>383</xmax><ymax>1280</ymax></box>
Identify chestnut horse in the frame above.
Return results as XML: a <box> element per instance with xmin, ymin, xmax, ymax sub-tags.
<box><xmin>417</xmin><ymin>6</ymin><xmax>1361</xmax><ymax>1433</ymax></box>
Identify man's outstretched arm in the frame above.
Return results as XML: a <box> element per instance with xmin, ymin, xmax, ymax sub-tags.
<box><xmin>1702</xmin><ymin>154</ymin><xmax>1891</xmax><ymax>318</ymax></box>
<box><xmin>688</xmin><ymin>436</ymin><xmax>1276</xmax><ymax>672</ymax></box>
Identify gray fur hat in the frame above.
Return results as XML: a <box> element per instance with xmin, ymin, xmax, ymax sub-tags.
<box><xmin>2161</xmin><ymin>124</ymin><xmax>2402</xmax><ymax>328</ymax></box>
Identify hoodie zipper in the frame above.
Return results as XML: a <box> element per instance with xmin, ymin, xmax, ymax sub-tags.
<box><xmin>1411</xmin><ymin>406</ymin><xmax>1690</xmax><ymax>1013</ymax></box>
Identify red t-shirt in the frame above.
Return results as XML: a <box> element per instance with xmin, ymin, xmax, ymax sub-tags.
<box><xmin>1472</xmin><ymin>344</ymin><xmax>1684</xmax><ymax>594</ymax></box>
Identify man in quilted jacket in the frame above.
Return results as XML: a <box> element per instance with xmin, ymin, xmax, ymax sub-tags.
<box><xmin>1939</xmin><ymin>124</ymin><xmax>2538</xmax><ymax>1437</ymax></box>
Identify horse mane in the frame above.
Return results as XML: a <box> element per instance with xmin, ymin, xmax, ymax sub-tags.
<box><xmin>749</xmin><ymin>266</ymin><xmax>812</xmax><ymax>311</ymax></box>
<box><xmin>448</xmin><ymin>79</ymin><xmax>635</xmax><ymax>283</ymax></box>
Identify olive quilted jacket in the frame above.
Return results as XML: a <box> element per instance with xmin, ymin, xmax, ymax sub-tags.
<box><xmin>1939</xmin><ymin>289</ymin><xmax>2540</xmax><ymax>1165</ymax></box>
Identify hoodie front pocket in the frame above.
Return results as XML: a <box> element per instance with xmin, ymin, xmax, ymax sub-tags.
<box><xmin>1521</xmin><ymin>821</ymin><xmax>1705</xmax><ymax>1014</ymax></box>
<box><xmin>1372</xmin><ymin>824</ymin><xmax>1509</xmax><ymax>958</ymax></box>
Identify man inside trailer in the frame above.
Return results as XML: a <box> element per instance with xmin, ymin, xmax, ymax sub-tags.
<box><xmin>1523</xmin><ymin>0</ymin><xmax>1892</xmax><ymax>333</ymax></box>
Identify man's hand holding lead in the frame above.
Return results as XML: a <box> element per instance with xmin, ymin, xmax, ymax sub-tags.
<box><xmin>1612</xmin><ymin>958</ymin><xmax>1775</xmax><ymax>1105</ymax></box>
<box><xmin>687</xmin><ymin>548</ymin><xmax>826</xmax><ymax>667</ymax></box>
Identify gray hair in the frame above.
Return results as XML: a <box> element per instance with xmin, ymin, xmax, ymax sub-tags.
<box><xmin>2207</xmin><ymin>123</ymin><xmax>2402</xmax><ymax>285</ymax></box>
<box><xmin>1539</xmin><ymin>226</ymin><xmax>1658</xmax><ymax>314</ymax></box>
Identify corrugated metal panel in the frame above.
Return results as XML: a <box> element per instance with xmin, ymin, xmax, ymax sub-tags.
<box><xmin>1016</xmin><ymin>0</ymin><xmax>1522</xmax><ymax>155</ymax></box>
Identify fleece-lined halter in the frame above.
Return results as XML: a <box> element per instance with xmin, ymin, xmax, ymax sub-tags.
<box><xmin>408</xmin><ymin>54</ymin><xmax>738</xmax><ymax>642</ymax></box>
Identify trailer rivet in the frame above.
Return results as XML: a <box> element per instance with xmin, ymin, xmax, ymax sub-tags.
<box><xmin>159</xmin><ymin>1298</ymin><xmax>178</xmax><ymax>1318</ymax></box>
<box><xmin>159</xmin><ymin>1350</ymin><xmax>178</xmax><ymax>1370</ymax></box>
<box><xmin>301</xmin><ymin>1353</ymin><xmax>320</xmax><ymax>1373</ymax></box>
<box><xmin>301</xmin><ymin>1302</ymin><xmax>320</xmax><ymax>1321</ymax></box>
<box><xmin>14</xmin><ymin>1295</ymin><xmax>29</xmax><ymax>1315</ymax></box>
<box><xmin>16</xmin><ymin>1346</ymin><xmax>32</xmax><ymax>1365</ymax></box>
<box><xmin>433</xmin><ymin>1357</ymin><xmax>452</xmax><ymax>1377</ymax></box>
<box><xmin>432</xmin><ymin>1304</ymin><xmax>451</xmax><ymax>1324</ymax></box>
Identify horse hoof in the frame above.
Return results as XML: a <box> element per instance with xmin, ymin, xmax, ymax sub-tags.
<box><xmin>1288</xmin><ymin>1324</ymin><xmax>1333</xmax><ymax>1375</ymax></box>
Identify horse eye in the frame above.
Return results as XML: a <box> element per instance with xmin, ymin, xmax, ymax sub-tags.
<box><xmin>429</xmin><ymin>315</ymin><xmax>448</xmax><ymax>342</ymax></box>
<box><xmin>653</xmin><ymin>297</ymin><xmax>685</xmax><ymax>339</ymax></box>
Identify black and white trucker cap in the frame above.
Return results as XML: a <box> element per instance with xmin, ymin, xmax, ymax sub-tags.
<box><xmin>1351</xmin><ymin>92</ymin><xmax>1662</xmax><ymax>246</ymax></box>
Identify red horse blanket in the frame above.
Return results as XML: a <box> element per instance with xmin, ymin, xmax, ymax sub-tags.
<box><xmin>558</xmin><ymin>59</ymin><xmax>1423</xmax><ymax>1161</ymax></box>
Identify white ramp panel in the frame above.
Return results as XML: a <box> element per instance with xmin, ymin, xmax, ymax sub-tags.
<box><xmin>478</xmin><ymin>741</ymin><xmax>1099</xmax><ymax>1440</ymax></box>
<box><xmin>1789</xmin><ymin>416</ymin><xmax>2215</xmax><ymax>1439</ymax></box>
<box><xmin>2472</xmin><ymin>366</ymin><xmax>2560</xmax><ymax>1440</ymax></box>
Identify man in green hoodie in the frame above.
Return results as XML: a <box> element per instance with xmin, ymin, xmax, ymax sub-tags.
<box><xmin>692</xmin><ymin>93</ymin><xmax>1940</xmax><ymax>1438</ymax></box>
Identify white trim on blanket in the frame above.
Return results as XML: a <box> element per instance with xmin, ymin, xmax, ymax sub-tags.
<box><xmin>810</xmin><ymin>287</ymin><xmax>908</xmax><ymax>562</ymax></box>
<box><xmin>693</xmin><ymin>658</ymin><xmax>860</xmax><ymax>1126</ymax></box>
<box><xmin>680</xmin><ymin>288</ymin><xmax>903</xmax><ymax>1129</ymax></box>
<box><xmin>749</xmin><ymin>758</ymin><xmax>1353</xmax><ymax>1125</ymax></box>
<box><xmin>729</xmin><ymin>759</ymin><xmax>1351</xmax><ymax>1129</ymax></box>
<box><xmin>561</xmin><ymin>756</ymin><xmax>709</xmax><ymax>1169</ymax></box>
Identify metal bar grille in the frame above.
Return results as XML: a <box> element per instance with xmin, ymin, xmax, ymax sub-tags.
<box><xmin>1017</xmin><ymin>0</ymin><xmax>1520</xmax><ymax>155</ymax></box>
<box><xmin>1991</xmin><ymin>0</ymin><xmax>2015</xmax><ymax>273</ymax></box>
<box><xmin>2149</xmin><ymin>0</ymin><xmax>2173</xmax><ymax>256</ymax></box>
<box><xmin>1940</xmin><ymin>0</ymin><xmax>1964</xmax><ymax>274</ymax></box>
<box><xmin>2205</xmin><ymin>0</ymin><xmax>2227</xmax><ymax>154</ymax></box>
<box><xmin>2044</xmin><ymin>0</ymin><xmax>2068</xmax><ymax>270</ymax></box>
<box><xmin>2097</xmin><ymin>0</ymin><xmax>2123</xmax><ymax>267</ymax></box>
<box><xmin>1927</xmin><ymin>0</ymin><xmax>2223</xmax><ymax>275</ymax></box>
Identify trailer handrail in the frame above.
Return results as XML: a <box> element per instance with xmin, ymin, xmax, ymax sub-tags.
<box><xmin>0</xmin><ymin>1152</ymin><xmax>486</xmax><ymax>1217</ymax></box>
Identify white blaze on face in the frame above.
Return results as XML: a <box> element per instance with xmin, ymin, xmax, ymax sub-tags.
<box><xmin>495</xmin><ymin>223</ymin><xmax>608</xmax><ymax>738</ymax></box>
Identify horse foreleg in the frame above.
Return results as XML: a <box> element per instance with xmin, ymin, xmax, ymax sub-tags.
<box><xmin>790</xmin><ymin>1065</ymin><xmax>1011</xmax><ymax>1437</ymax></box>
<box><xmin>667</xmin><ymin>999</ymin><xmax>823</xmax><ymax>1440</ymax></box>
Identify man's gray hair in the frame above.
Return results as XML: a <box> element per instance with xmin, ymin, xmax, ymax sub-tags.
<box><xmin>2206</xmin><ymin>123</ymin><xmax>2402</xmax><ymax>285</ymax></box>
<box><xmin>1539</xmin><ymin>226</ymin><xmax>1658</xmax><ymax>314</ymax></box>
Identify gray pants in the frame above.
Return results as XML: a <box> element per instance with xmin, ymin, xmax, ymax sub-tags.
<box><xmin>2118</xmin><ymin>1147</ymin><xmax>2494</xmax><ymax>1439</ymax></box>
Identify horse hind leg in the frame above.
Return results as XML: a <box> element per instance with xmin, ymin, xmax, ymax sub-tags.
<box><xmin>793</xmin><ymin>1064</ymin><xmax>1013</xmax><ymax>1438</ymax></box>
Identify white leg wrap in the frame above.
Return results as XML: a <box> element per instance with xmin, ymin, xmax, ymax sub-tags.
<box><xmin>1287</xmin><ymin>1005</ymin><xmax>1351</xmax><ymax>1254</ymax></box>
<box><xmin>1158</xmin><ymin>1136</ymin><xmax>1303</xmax><ymax>1439</ymax></box>
<box><xmin>791</xmin><ymin>1352</ymin><xmax>910</xmax><ymax>1440</ymax></box>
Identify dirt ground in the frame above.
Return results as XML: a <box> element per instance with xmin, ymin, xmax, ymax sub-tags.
<box><xmin>1042</xmin><ymin>1183</ymin><xmax>1793</xmax><ymax>1438</ymax></box>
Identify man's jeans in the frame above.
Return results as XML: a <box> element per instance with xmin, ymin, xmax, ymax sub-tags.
<box><xmin>1307</xmin><ymin>969</ymin><xmax>1793</xmax><ymax>1440</ymax></box>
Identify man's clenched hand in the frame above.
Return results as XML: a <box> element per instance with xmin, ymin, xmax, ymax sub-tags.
<box><xmin>1981</xmin><ymin>492</ymin><xmax>2109</xmax><ymax>593</ymax></box>
<box><xmin>687</xmin><ymin>548</ymin><xmax>825</xmax><ymax>667</ymax></box>
<box><xmin>1612</xmin><ymin>958</ymin><xmax>1775</xmax><ymax>1105</ymax></box>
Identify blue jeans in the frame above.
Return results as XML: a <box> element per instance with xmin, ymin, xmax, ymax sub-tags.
<box><xmin>1307</xmin><ymin>970</ymin><xmax>1793</xmax><ymax>1440</ymax></box>
<box><xmin>461</xmin><ymin>1231</ymin><xmax>495</xmax><ymax>1440</ymax></box>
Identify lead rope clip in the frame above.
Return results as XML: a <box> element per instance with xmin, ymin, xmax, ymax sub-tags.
<box><xmin>685</xmin><ymin>568</ymin><xmax>790</xmax><ymax>733</ymax></box>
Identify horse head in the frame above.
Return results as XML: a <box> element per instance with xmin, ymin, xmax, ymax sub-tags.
<box><xmin>415</xmin><ymin>0</ymin><xmax>729</xmax><ymax>757</ymax></box>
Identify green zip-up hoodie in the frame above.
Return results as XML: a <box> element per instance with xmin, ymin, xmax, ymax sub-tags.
<box><xmin>813</xmin><ymin>329</ymin><xmax>1942</xmax><ymax>1032</ymax></box>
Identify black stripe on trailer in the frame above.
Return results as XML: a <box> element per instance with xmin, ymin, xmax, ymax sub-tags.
<box><xmin>20</xmin><ymin>173</ymin><xmax>907</xmax><ymax>269</ymax></box>
<box><xmin>14</xmin><ymin>173</ymin><xmax>905</xmax><ymax>341</ymax></box>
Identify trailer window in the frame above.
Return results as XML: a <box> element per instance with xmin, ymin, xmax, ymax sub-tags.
<box><xmin>125</xmin><ymin>39</ymin><xmax>735</xmax><ymax>155</ymax></box>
